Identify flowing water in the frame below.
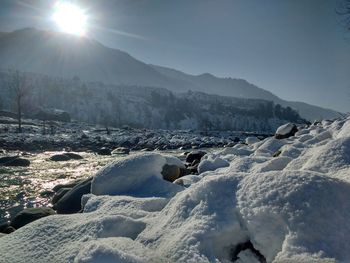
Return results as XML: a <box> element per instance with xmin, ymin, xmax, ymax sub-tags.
<box><xmin>0</xmin><ymin>149</ymin><xmax>190</xmax><ymax>224</ymax></box>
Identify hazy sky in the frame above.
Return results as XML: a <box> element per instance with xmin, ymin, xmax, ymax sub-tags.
<box><xmin>0</xmin><ymin>0</ymin><xmax>349</xmax><ymax>112</ymax></box>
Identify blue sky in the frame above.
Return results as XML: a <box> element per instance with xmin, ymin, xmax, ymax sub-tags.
<box><xmin>0</xmin><ymin>0</ymin><xmax>349</xmax><ymax>112</ymax></box>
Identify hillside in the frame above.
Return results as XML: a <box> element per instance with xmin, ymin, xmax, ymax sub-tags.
<box><xmin>0</xmin><ymin>28</ymin><xmax>341</xmax><ymax>121</ymax></box>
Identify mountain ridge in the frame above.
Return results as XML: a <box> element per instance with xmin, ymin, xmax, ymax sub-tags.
<box><xmin>0</xmin><ymin>28</ymin><xmax>341</xmax><ymax>121</ymax></box>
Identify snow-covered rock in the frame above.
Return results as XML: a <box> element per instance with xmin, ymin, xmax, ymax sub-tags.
<box><xmin>198</xmin><ymin>154</ymin><xmax>230</xmax><ymax>174</ymax></box>
<box><xmin>275</xmin><ymin>123</ymin><xmax>298</xmax><ymax>139</ymax></box>
<box><xmin>91</xmin><ymin>153</ymin><xmax>183</xmax><ymax>198</ymax></box>
<box><xmin>245</xmin><ymin>136</ymin><xmax>260</xmax><ymax>145</ymax></box>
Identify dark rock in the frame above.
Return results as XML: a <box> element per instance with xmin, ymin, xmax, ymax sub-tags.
<box><xmin>52</xmin><ymin>179</ymin><xmax>83</xmax><ymax>192</ymax></box>
<box><xmin>0</xmin><ymin>156</ymin><xmax>30</xmax><ymax>167</ymax></box>
<box><xmin>230</xmin><ymin>240</ymin><xmax>266</xmax><ymax>263</ymax></box>
<box><xmin>53</xmin><ymin>177</ymin><xmax>93</xmax><ymax>214</ymax></box>
<box><xmin>51</xmin><ymin>187</ymin><xmax>71</xmax><ymax>205</ymax></box>
<box><xmin>273</xmin><ymin>150</ymin><xmax>282</xmax><ymax>158</ymax></box>
<box><xmin>3</xmin><ymin>226</ymin><xmax>15</xmax><ymax>234</ymax></box>
<box><xmin>112</xmin><ymin>147</ymin><xmax>130</xmax><ymax>155</ymax></box>
<box><xmin>186</xmin><ymin>151</ymin><xmax>207</xmax><ymax>164</ymax></box>
<box><xmin>179</xmin><ymin>167</ymin><xmax>191</xmax><ymax>177</ymax></box>
<box><xmin>10</xmin><ymin>207</ymin><xmax>56</xmax><ymax>229</ymax></box>
<box><xmin>97</xmin><ymin>147</ymin><xmax>111</xmax><ymax>155</ymax></box>
<box><xmin>120</xmin><ymin>141</ymin><xmax>133</xmax><ymax>148</ymax></box>
<box><xmin>161</xmin><ymin>164</ymin><xmax>181</xmax><ymax>182</ymax></box>
<box><xmin>64</xmin><ymin>153</ymin><xmax>84</xmax><ymax>160</ymax></box>
<box><xmin>191</xmin><ymin>159</ymin><xmax>200</xmax><ymax>166</ymax></box>
<box><xmin>49</xmin><ymin>152</ymin><xmax>83</xmax><ymax>161</ymax></box>
<box><xmin>0</xmin><ymin>222</ymin><xmax>10</xmax><ymax>233</ymax></box>
<box><xmin>40</xmin><ymin>190</ymin><xmax>55</xmax><ymax>197</ymax></box>
<box><xmin>187</xmin><ymin>163</ymin><xmax>199</xmax><ymax>174</ymax></box>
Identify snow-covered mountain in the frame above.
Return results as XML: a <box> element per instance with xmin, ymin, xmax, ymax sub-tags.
<box><xmin>150</xmin><ymin>65</ymin><xmax>341</xmax><ymax>121</ymax></box>
<box><xmin>0</xmin><ymin>28</ymin><xmax>340</xmax><ymax>121</ymax></box>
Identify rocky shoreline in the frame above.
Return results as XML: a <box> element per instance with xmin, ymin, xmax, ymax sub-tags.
<box><xmin>0</xmin><ymin>116</ymin><xmax>272</xmax><ymax>152</ymax></box>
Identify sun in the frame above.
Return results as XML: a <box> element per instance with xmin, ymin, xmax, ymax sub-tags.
<box><xmin>52</xmin><ymin>1</ymin><xmax>88</xmax><ymax>36</ymax></box>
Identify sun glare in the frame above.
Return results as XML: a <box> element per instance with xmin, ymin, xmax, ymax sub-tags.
<box><xmin>52</xmin><ymin>1</ymin><xmax>87</xmax><ymax>36</ymax></box>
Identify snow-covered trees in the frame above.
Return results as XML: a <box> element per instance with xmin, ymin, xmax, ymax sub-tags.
<box><xmin>0</xmin><ymin>71</ymin><xmax>306</xmax><ymax>132</ymax></box>
<box><xmin>6</xmin><ymin>70</ymin><xmax>32</xmax><ymax>133</ymax></box>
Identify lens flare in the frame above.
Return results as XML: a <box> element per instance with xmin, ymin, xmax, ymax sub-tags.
<box><xmin>52</xmin><ymin>1</ymin><xmax>87</xmax><ymax>36</ymax></box>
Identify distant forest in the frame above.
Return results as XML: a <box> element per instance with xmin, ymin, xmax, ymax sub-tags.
<box><xmin>0</xmin><ymin>71</ymin><xmax>306</xmax><ymax>132</ymax></box>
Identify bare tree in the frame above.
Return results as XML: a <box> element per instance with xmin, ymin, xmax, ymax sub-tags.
<box><xmin>7</xmin><ymin>70</ymin><xmax>32</xmax><ymax>133</ymax></box>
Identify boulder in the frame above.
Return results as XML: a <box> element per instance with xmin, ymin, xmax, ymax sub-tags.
<box><xmin>0</xmin><ymin>156</ymin><xmax>30</xmax><ymax>167</ymax></box>
<box><xmin>3</xmin><ymin>226</ymin><xmax>15</xmax><ymax>234</ymax></box>
<box><xmin>0</xmin><ymin>222</ymin><xmax>10</xmax><ymax>233</ymax></box>
<box><xmin>161</xmin><ymin>164</ymin><xmax>181</xmax><ymax>182</ymax></box>
<box><xmin>275</xmin><ymin>123</ymin><xmax>298</xmax><ymax>139</ymax></box>
<box><xmin>97</xmin><ymin>147</ymin><xmax>111</xmax><ymax>156</ymax></box>
<box><xmin>53</xmin><ymin>177</ymin><xmax>93</xmax><ymax>214</ymax></box>
<box><xmin>51</xmin><ymin>187</ymin><xmax>71</xmax><ymax>205</ymax></box>
<box><xmin>10</xmin><ymin>207</ymin><xmax>55</xmax><ymax>229</ymax></box>
<box><xmin>185</xmin><ymin>150</ymin><xmax>207</xmax><ymax>164</ymax></box>
<box><xmin>112</xmin><ymin>147</ymin><xmax>130</xmax><ymax>155</ymax></box>
<box><xmin>49</xmin><ymin>153</ymin><xmax>83</xmax><ymax>162</ymax></box>
<box><xmin>52</xmin><ymin>179</ymin><xmax>83</xmax><ymax>192</ymax></box>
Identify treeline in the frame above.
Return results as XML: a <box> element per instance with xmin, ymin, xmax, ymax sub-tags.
<box><xmin>0</xmin><ymin>71</ymin><xmax>306</xmax><ymax>132</ymax></box>
<box><xmin>151</xmin><ymin>91</ymin><xmax>305</xmax><ymax>124</ymax></box>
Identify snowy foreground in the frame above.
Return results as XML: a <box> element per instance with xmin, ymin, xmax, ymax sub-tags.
<box><xmin>1</xmin><ymin>116</ymin><xmax>350</xmax><ymax>263</ymax></box>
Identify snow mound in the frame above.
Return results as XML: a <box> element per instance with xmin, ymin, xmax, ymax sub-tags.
<box><xmin>137</xmin><ymin>173</ymin><xmax>247</xmax><ymax>262</ymax></box>
<box><xmin>238</xmin><ymin>170</ymin><xmax>350</xmax><ymax>262</ymax></box>
<box><xmin>91</xmin><ymin>153</ymin><xmax>183</xmax><ymax>197</ymax></box>
<box><xmin>198</xmin><ymin>154</ymin><xmax>230</xmax><ymax>174</ymax></box>
<box><xmin>0</xmin><ymin>196</ymin><xmax>167</xmax><ymax>262</ymax></box>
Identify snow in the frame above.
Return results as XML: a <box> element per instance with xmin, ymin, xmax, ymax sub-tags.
<box><xmin>198</xmin><ymin>154</ymin><xmax>230</xmax><ymax>174</ymax></box>
<box><xmin>1</xmin><ymin>115</ymin><xmax>350</xmax><ymax>262</ymax></box>
<box><xmin>245</xmin><ymin>136</ymin><xmax>260</xmax><ymax>145</ymax></box>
